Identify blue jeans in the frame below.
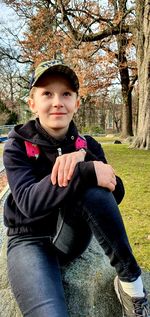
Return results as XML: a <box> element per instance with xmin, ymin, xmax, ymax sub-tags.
<box><xmin>7</xmin><ymin>188</ymin><xmax>141</xmax><ymax>316</ymax></box>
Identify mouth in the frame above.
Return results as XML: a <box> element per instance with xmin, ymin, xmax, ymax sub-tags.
<box><xmin>50</xmin><ymin>113</ymin><xmax>67</xmax><ymax>115</ymax></box>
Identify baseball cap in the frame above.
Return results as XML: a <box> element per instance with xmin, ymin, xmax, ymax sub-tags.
<box><xmin>29</xmin><ymin>59</ymin><xmax>79</xmax><ymax>92</ymax></box>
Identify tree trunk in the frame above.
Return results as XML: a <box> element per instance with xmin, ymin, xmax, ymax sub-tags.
<box><xmin>119</xmin><ymin>62</ymin><xmax>133</xmax><ymax>137</ymax></box>
<box><xmin>132</xmin><ymin>0</ymin><xmax>150</xmax><ymax>149</ymax></box>
<box><xmin>115</xmin><ymin>0</ymin><xmax>133</xmax><ymax>137</ymax></box>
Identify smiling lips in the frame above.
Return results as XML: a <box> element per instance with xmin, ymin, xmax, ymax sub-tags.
<box><xmin>50</xmin><ymin>112</ymin><xmax>67</xmax><ymax>115</ymax></box>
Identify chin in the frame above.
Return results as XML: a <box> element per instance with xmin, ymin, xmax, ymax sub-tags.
<box><xmin>51</xmin><ymin>124</ymin><xmax>67</xmax><ymax>129</ymax></box>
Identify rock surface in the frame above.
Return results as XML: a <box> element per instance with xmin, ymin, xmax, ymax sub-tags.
<box><xmin>62</xmin><ymin>238</ymin><xmax>121</xmax><ymax>317</ymax></box>
<box><xmin>0</xmin><ymin>238</ymin><xmax>22</xmax><ymax>317</ymax></box>
<box><xmin>0</xmin><ymin>236</ymin><xmax>150</xmax><ymax>317</ymax></box>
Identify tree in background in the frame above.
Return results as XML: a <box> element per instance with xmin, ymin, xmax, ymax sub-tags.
<box><xmin>0</xmin><ymin>98</ymin><xmax>10</xmax><ymax>125</ymax></box>
<box><xmin>0</xmin><ymin>54</ymin><xmax>26</xmax><ymax>124</ymax></box>
<box><xmin>0</xmin><ymin>10</ymin><xmax>31</xmax><ymax>124</ymax></box>
<box><xmin>3</xmin><ymin>0</ymin><xmax>136</xmax><ymax>135</ymax></box>
<box><xmin>132</xmin><ymin>0</ymin><xmax>150</xmax><ymax>149</ymax></box>
<box><xmin>1</xmin><ymin>0</ymin><xmax>150</xmax><ymax>148</ymax></box>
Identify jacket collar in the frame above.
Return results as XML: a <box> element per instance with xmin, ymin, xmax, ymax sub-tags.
<box><xmin>35</xmin><ymin>118</ymin><xmax>78</xmax><ymax>147</ymax></box>
<box><xmin>9</xmin><ymin>118</ymin><xmax>79</xmax><ymax>149</ymax></box>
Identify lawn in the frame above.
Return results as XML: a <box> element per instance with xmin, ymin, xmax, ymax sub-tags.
<box><xmin>96</xmin><ymin>139</ymin><xmax>150</xmax><ymax>271</ymax></box>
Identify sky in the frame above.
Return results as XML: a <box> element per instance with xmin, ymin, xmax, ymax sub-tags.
<box><xmin>0</xmin><ymin>1</ymin><xmax>18</xmax><ymax>25</ymax></box>
<box><xmin>0</xmin><ymin>0</ymin><xmax>26</xmax><ymax>50</ymax></box>
<box><xmin>0</xmin><ymin>1</ymin><xmax>26</xmax><ymax>37</ymax></box>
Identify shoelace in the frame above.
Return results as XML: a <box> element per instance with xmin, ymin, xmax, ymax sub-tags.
<box><xmin>133</xmin><ymin>296</ymin><xmax>149</xmax><ymax>317</ymax></box>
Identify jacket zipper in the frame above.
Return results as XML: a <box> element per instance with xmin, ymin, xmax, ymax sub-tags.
<box><xmin>57</xmin><ymin>147</ymin><xmax>62</xmax><ymax>156</ymax></box>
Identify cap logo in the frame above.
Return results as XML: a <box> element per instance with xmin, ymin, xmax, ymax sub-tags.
<box><xmin>39</xmin><ymin>60</ymin><xmax>65</xmax><ymax>70</ymax></box>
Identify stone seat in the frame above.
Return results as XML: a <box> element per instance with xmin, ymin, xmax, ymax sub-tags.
<box><xmin>0</xmin><ymin>237</ymin><xmax>150</xmax><ymax>317</ymax></box>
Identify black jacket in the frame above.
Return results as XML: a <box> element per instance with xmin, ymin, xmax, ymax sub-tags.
<box><xmin>3</xmin><ymin>119</ymin><xmax>125</xmax><ymax>236</ymax></box>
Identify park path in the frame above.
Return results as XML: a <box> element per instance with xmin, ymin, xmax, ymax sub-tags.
<box><xmin>0</xmin><ymin>157</ymin><xmax>4</xmax><ymax>172</ymax></box>
<box><xmin>0</xmin><ymin>142</ymin><xmax>4</xmax><ymax>171</ymax></box>
<box><xmin>0</xmin><ymin>147</ymin><xmax>7</xmax><ymax>254</ymax></box>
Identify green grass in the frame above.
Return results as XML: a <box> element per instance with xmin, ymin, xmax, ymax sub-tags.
<box><xmin>98</xmin><ymin>142</ymin><xmax>150</xmax><ymax>271</ymax></box>
<box><xmin>94</xmin><ymin>134</ymin><xmax>122</xmax><ymax>143</ymax></box>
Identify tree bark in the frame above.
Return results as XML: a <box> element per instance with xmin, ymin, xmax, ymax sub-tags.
<box><xmin>132</xmin><ymin>0</ymin><xmax>150</xmax><ymax>149</ymax></box>
<box><xmin>117</xmin><ymin>34</ymin><xmax>133</xmax><ymax>136</ymax></box>
<box><xmin>115</xmin><ymin>0</ymin><xmax>133</xmax><ymax>137</ymax></box>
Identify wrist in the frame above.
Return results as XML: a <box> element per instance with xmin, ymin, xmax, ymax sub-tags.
<box><xmin>78</xmin><ymin>148</ymin><xmax>86</xmax><ymax>154</ymax></box>
<box><xmin>77</xmin><ymin>148</ymin><xmax>87</xmax><ymax>160</ymax></box>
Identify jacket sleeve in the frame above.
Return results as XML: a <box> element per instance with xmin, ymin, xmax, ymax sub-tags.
<box><xmin>3</xmin><ymin>138</ymin><xmax>97</xmax><ymax>219</ymax></box>
<box><xmin>83</xmin><ymin>135</ymin><xmax>125</xmax><ymax>204</ymax></box>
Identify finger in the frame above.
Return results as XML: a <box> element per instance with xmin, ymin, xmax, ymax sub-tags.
<box><xmin>67</xmin><ymin>160</ymin><xmax>77</xmax><ymax>181</ymax></box>
<box><xmin>108</xmin><ymin>182</ymin><xmax>116</xmax><ymax>192</ymax></box>
<box><xmin>57</xmin><ymin>160</ymin><xmax>66</xmax><ymax>186</ymax></box>
<box><xmin>62</xmin><ymin>157</ymin><xmax>72</xmax><ymax>186</ymax></box>
<box><xmin>64</xmin><ymin>154</ymin><xmax>82</xmax><ymax>184</ymax></box>
<box><xmin>110</xmin><ymin>176</ymin><xmax>117</xmax><ymax>189</ymax></box>
<box><xmin>110</xmin><ymin>176</ymin><xmax>116</xmax><ymax>186</ymax></box>
<box><xmin>51</xmin><ymin>160</ymin><xmax>60</xmax><ymax>185</ymax></box>
<box><xmin>112</xmin><ymin>176</ymin><xmax>117</xmax><ymax>186</ymax></box>
<box><xmin>67</xmin><ymin>151</ymin><xmax>85</xmax><ymax>180</ymax></box>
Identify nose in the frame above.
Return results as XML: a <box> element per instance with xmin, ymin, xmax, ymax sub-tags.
<box><xmin>53</xmin><ymin>94</ymin><xmax>63</xmax><ymax>108</ymax></box>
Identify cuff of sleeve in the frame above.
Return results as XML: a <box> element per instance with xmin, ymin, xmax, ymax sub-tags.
<box><xmin>78</xmin><ymin>161</ymin><xmax>97</xmax><ymax>187</ymax></box>
<box><xmin>85</xmin><ymin>149</ymin><xmax>97</xmax><ymax>161</ymax></box>
<box><xmin>113</xmin><ymin>176</ymin><xmax>125</xmax><ymax>204</ymax></box>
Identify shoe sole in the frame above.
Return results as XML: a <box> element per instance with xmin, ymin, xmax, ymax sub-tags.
<box><xmin>114</xmin><ymin>276</ymin><xmax>127</xmax><ymax>317</ymax></box>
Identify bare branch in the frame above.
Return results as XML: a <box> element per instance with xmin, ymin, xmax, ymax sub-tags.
<box><xmin>67</xmin><ymin>7</ymin><xmax>114</xmax><ymax>27</ymax></box>
<box><xmin>0</xmin><ymin>46</ymin><xmax>31</xmax><ymax>64</ymax></box>
<box><xmin>57</xmin><ymin>0</ymin><xmax>79</xmax><ymax>41</ymax></box>
<box><xmin>57</xmin><ymin>0</ymin><xmax>132</xmax><ymax>43</ymax></box>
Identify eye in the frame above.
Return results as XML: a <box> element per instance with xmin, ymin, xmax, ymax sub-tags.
<box><xmin>63</xmin><ymin>91</ymin><xmax>71</xmax><ymax>96</ymax></box>
<box><xmin>43</xmin><ymin>91</ymin><xmax>52</xmax><ymax>96</ymax></box>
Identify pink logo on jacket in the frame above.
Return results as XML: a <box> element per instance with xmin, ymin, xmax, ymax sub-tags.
<box><xmin>75</xmin><ymin>136</ymin><xmax>87</xmax><ymax>150</ymax></box>
<box><xmin>24</xmin><ymin>141</ymin><xmax>40</xmax><ymax>159</ymax></box>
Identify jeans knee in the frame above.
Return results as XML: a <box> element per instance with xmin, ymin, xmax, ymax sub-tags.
<box><xmin>84</xmin><ymin>187</ymin><xmax>116</xmax><ymax>209</ymax></box>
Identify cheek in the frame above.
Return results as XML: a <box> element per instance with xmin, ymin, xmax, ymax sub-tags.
<box><xmin>68</xmin><ymin>99</ymin><xmax>78</xmax><ymax>112</ymax></box>
<box><xmin>36</xmin><ymin>102</ymin><xmax>50</xmax><ymax>114</ymax></box>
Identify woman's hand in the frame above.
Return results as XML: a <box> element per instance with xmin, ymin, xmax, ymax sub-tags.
<box><xmin>93</xmin><ymin>161</ymin><xmax>117</xmax><ymax>192</ymax></box>
<box><xmin>51</xmin><ymin>150</ymin><xmax>86</xmax><ymax>187</ymax></box>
